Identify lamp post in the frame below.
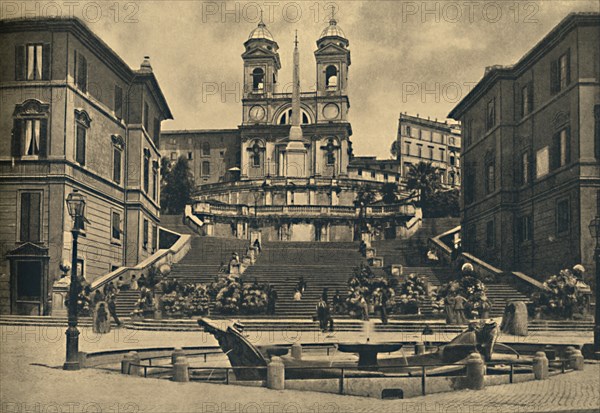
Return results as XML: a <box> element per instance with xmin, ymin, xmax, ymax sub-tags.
<box><xmin>64</xmin><ymin>190</ymin><xmax>86</xmax><ymax>370</ymax></box>
<box><xmin>589</xmin><ymin>216</ymin><xmax>600</xmax><ymax>357</ymax></box>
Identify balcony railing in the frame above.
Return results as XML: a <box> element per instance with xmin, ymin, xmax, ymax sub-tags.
<box><xmin>192</xmin><ymin>201</ymin><xmax>415</xmax><ymax>219</ymax></box>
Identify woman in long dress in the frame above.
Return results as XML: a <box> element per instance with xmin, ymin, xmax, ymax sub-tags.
<box><xmin>445</xmin><ymin>295</ymin><xmax>456</xmax><ymax>324</ymax></box>
<box><xmin>454</xmin><ymin>294</ymin><xmax>468</xmax><ymax>323</ymax></box>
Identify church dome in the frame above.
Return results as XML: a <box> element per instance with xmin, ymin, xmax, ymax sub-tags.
<box><xmin>319</xmin><ymin>18</ymin><xmax>346</xmax><ymax>40</ymax></box>
<box><xmin>248</xmin><ymin>21</ymin><xmax>274</xmax><ymax>41</ymax></box>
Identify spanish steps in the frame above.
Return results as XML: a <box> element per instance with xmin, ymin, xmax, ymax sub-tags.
<box><xmin>113</xmin><ymin>216</ymin><xmax>530</xmax><ymax>319</ymax></box>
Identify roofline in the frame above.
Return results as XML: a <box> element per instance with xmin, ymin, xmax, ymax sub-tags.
<box><xmin>0</xmin><ymin>17</ymin><xmax>173</xmax><ymax>119</ymax></box>
<box><xmin>161</xmin><ymin>129</ymin><xmax>240</xmax><ymax>135</ymax></box>
<box><xmin>448</xmin><ymin>12</ymin><xmax>600</xmax><ymax>119</ymax></box>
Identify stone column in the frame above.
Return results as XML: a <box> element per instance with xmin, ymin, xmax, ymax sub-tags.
<box><xmin>121</xmin><ymin>351</ymin><xmax>141</xmax><ymax>376</ymax></box>
<box><xmin>291</xmin><ymin>342</ymin><xmax>302</xmax><ymax>360</ymax></box>
<box><xmin>173</xmin><ymin>356</ymin><xmax>190</xmax><ymax>382</ymax></box>
<box><xmin>569</xmin><ymin>349</ymin><xmax>584</xmax><ymax>370</ymax></box>
<box><xmin>533</xmin><ymin>351</ymin><xmax>549</xmax><ymax>380</ymax></box>
<box><xmin>465</xmin><ymin>352</ymin><xmax>485</xmax><ymax>390</ymax></box>
<box><xmin>171</xmin><ymin>348</ymin><xmax>185</xmax><ymax>365</ymax></box>
<box><xmin>267</xmin><ymin>357</ymin><xmax>285</xmax><ymax>390</ymax></box>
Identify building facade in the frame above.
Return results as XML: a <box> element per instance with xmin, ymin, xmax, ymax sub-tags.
<box><xmin>0</xmin><ymin>18</ymin><xmax>172</xmax><ymax>315</ymax></box>
<box><xmin>449</xmin><ymin>13</ymin><xmax>600</xmax><ymax>280</ymax></box>
<box><xmin>395</xmin><ymin>113</ymin><xmax>461</xmax><ymax>187</ymax></box>
<box><xmin>160</xmin><ymin>17</ymin><xmax>417</xmax><ymax>242</ymax></box>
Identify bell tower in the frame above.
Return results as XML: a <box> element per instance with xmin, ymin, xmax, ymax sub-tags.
<box><xmin>242</xmin><ymin>14</ymin><xmax>281</xmax><ymax>125</ymax></box>
<box><xmin>314</xmin><ymin>10</ymin><xmax>351</xmax><ymax>96</ymax></box>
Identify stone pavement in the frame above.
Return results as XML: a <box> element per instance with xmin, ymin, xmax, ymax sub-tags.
<box><xmin>1</xmin><ymin>327</ymin><xmax>598</xmax><ymax>413</ymax></box>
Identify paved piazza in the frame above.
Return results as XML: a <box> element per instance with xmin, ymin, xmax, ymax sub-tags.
<box><xmin>1</xmin><ymin>327</ymin><xmax>598</xmax><ymax>413</ymax></box>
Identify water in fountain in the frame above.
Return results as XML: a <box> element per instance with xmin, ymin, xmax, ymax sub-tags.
<box><xmin>362</xmin><ymin>320</ymin><xmax>375</xmax><ymax>342</ymax></box>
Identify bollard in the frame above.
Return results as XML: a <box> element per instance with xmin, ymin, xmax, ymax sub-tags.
<box><xmin>172</xmin><ymin>348</ymin><xmax>186</xmax><ymax>365</ymax></box>
<box><xmin>291</xmin><ymin>342</ymin><xmax>302</xmax><ymax>360</ymax></box>
<box><xmin>173</xmin><ymin>356</ymin><xmax>190</xmax><ymax>382</ymax></box>
<box><xmin>121</xmin><ymin>351</ymin><xmax>140</xmax><ymax>376</ymax></box>
<box><xmin>465</xmin><ymin>352</ymin><xmax>485</xmax><ymax>390</ymax></box>
<box><xmin>533</xmin><ymin>351</ymin><xmax>549</xmax><ymax>380</ymax></box>
<box><xmin>569</xmin><ymin>349</ymin><xmax>584</xmax><ymax>371</ymax></box>
<box><xmin>267</xmin><ymin>357</ymin><xmax>285</xmax><ymax>390</ymax></box>
<box><xmin>121</xmin><ymin>352</ymin><xmax>134</xmax><ymax>374</ymax></box>
<box><xmin>544</xmin><ymin>345</ymin><xmax>556</xmax><ymax>360</ymax></box>
<box><xmin>415</xmin><ymin>342</ymin><xmax>425</xmax><ymax>355</ymax></box>
<box><xmin>563</xmin><ymin>346</ymin><xmax>576</xmax><ymax>369</ymax></box>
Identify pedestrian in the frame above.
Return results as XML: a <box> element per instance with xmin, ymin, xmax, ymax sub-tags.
<box><xmin>253</xmin><ymin>238</ymin><xmax>262</xmax><ymax>253</ymax></box>
<box><xmin>293</xmin><ymin>288</ymin><xmax>302</xmax><ymax>301</ymax></box>
<box><xmin>267</xmin><ymin>286</ymin><xmax>278</xmax><ymax>315</ymax></box>
<box><xmin>106</xmin><ymin>293</ymin><xmax>121</xmax><ymax>326</ymax></box>
<box><xmin>445</xmin><ymin>294</ymin><xmax>456</xmax><ymax>324</ymax></box>
<box><xmin>376</xmin><ymin>289</ymin><xmax>389</xmax><ymax>325</ymax></box>
<box><xmin>321</xmin><ymin>287</ymin><xmax>329</xmax><ymax>302</ymax></box>
<box><xmin>359</xmin><ymin>296</ymin><xmax>369</xmax><ymax>321</ymax></box>
<box><xmin>454</xmin><ymin>293</ymin><xmax>468</xmax><ymax>323</ymax></box>
<box><xmin>332</xmin><ymin>290</ymin><xmax>343</xmax><ymax>314</ymax></box>
<box><xmin>115</xmin><ymin>276</ymin><xmax>125</xmax><ymax>292</ymax></box>
<box><xmin>297</xmin><ymin>277</ymin><xmax>307</xmax><ymax>294</ymax></box>
<box><xmin>479</xmin><ymin>293</ymin><xmax>492</xmax><ymax>319</ymax></box>
<box><xmin>316</xmin><ymin>297</ymin><xmax>333</xmax><ymax>333</ymax></box>
<box><xmin>91</xmin><ymin>289</ymin><xmax>104</xmax><ymax>307</ymax></box>
<box><xmin>130</xmin><ymin>274</ymin><xmax>139</xmax><ymax>291</ymax></box>
<box><xmin>138</xmin><ymin>274</ymin><xmax>147</xmax><ymax>289</ymax></box>
<box><xmin>93</xmin><ymin>302</ymin><xmax>111</xmax><ymax>334</ymax></box>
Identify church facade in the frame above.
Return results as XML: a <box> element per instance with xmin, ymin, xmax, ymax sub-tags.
<box><xmin>161</xmin><ymin>18</ymin><xmax>418</xmax><ymax>242</ymax></box>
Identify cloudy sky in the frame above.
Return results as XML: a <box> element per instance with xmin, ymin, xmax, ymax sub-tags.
<box><xmin>6</xmin><ymin>1</ymin><xmax>598</xmax><ymax>157</ymax></box>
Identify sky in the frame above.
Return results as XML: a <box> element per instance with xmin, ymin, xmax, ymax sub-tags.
<box><xmin>4</xmin><ymin>0</ymin><xmax>599</xmax><ymax>157</ymax></box>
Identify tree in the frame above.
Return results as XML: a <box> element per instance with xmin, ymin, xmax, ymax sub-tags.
<box><xmin>160</xmin><ymin>156</ymin><xmax>195</xmax><ymax>214</ymax></box>
<box><xmin>354</xmin><ymin>187</ymin><xmax>377</xmax><ymax>232</ymax></box>
<box><xmin>406</xmin><ymin>161</ymin><xmax>441</xmax><ymax>208</ymax></box>
<box><xmin>381</xmin><ymin>182</ymin><xmax>399</xmax><ymax>204</ymax></box>
<box><xmin>424</xmin><ymin>188</ymin><xmax>460</xmax><ymax>218</ymax></box>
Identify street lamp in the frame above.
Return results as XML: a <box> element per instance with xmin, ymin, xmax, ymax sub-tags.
<box><xmin>588</xmin><ymin>216</ymin><xmax>600</xmax><ymax>357</ymax></box>
<box><xmin>64</xmin><ymin>190</ymin><xmax>86</xmax><ymax>370</ymax></box>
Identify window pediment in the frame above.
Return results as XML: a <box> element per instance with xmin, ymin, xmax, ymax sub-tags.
<box><xmin>14</xmin><ymin>99</ymin><xmax>49</xmax><ymax>117</ymax></box>
<box><xmin>74</xmin><ymin>109</ymin><xmax>92</xmax><ymax>127</ymax></box>
<box><xmin>111</xmin><ymin>134</ymin><xmax>125</xmax><ymax>149</ymax></box>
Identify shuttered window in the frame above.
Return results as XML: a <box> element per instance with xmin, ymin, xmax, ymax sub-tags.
<box><xmin>20</xmin><ymin>192</ymin><xmax>41</xmax><ymax>242</ymax></box>
<box><xmin>12</xmin><ymin>118</ymin><xmax>48</xmax><ymax>158</ymax></box>
<box><xmin>15</xmin><ymin>44</ymin><xmax>50</xmax><ymax>81</ymax></box>
<box><xmin>143</xmin><ymin>219</ymin><xmax>149</xmax><ymax>250</ymax></box>
<box><xmin>143</xmin><ymin>151</ymin><xmax>150</xmax><ymax>193</ymax></box>
<box><xmin>76</xmin><ymin>123</ymin><xmax>86</xmax><ymax>165</ymax></box>
<box><xmin>550</xmin><ymin>50</ymin><xmax>570</xmax><ymax>95</ymax></box>
<box><xmin>74</xmin><ymin>51</ymin><xmax>87</xmax><ymax>93</ymax></box>
<box><xmin>552</xmin><ymin>127</ymin><xmax>570</xmax><ymax>170</ymax></box>
<box><xmin>113</xmin><ymin>146</ymin><xmax>122</xmax><ymax>184</ymax></box>
<box><xmin>114</xmin><ymin>85</ymin><xmax>123</xmax><ymax>120</ymax></box>
<box><xmin>111</xmin><ymin>211</ymin><xmax>121</xmax><ymax>240</ymax></box>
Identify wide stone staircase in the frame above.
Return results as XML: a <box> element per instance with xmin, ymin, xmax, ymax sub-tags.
<box><xmin>159</xmin><ymin>214</ymin><xmax>198</xmax><ymax>236</ymax></box>
<box><xmin>164</xmin><ymin>236</ymin><xmax>250</xmax><ymax>284</ymax></box>
<box><xmin>372</xmin><ymin>217</ymin><xmax>460</xmax><ymax>267</ymax></box>
<box><xmin>371</xmin><ymin>218</ymin><xmax>531</xmax><ymax>318</ymax></box>
<box><xmin>242</xmin><ymin>241</ymin><xmax>365</xmax><ymax>318</ymax></box>
<box><xmin>114</xmin><ymin>290</ymin><xmax>141</xmax><ymax>317</ymax></box>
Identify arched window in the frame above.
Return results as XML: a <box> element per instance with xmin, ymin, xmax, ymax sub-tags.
<box><xmin>252</xmin><ymin>68</ymin><xmax>264</xmax><ymax>91</ymax></box>
<box><xmin>278</xmin><ymin>108</ymin><xmax>310</xmax><ymax>125</ymax></box>
<box><xmin>325</xmin><ymin>65</ymin><xmax>338</xmax><ymax>90</ymax></box>
<box><xmin>202</xmin><ymin>141</ymin><xmax>210</xmax><ymax>156</ymax></box>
